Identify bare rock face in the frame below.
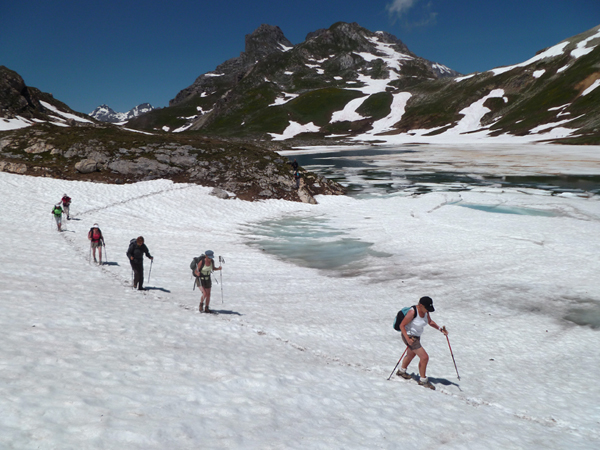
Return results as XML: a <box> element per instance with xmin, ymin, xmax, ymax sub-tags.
<box><xmin>0</xmin><ymin>66</ymin><xmax>42</xmax><ymax>118</ymax></box>
<box><xmin>24</xmin><ymin>141</ymin><xmax>55</xmax><ymax>154</ymax></box>
<box><xmin>75</xmin><ymin>159</ymin><xmax>98</xmax><ymax>173</ymax></box>
<box><xmin>0</xmin><ymin>161</ymin><xmax>27</xmax><ymax>174</ymax></box>
<box><xmin>107</xmin><ymin>157</ymin><xmax>182</xmax><ymax>177</ymax></box>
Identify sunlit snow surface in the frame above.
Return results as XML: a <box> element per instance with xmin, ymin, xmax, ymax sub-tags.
<box><xmin>1</xmin><ymin>143</ymin><xmax>600</xmax><ymax>448</ymax></box>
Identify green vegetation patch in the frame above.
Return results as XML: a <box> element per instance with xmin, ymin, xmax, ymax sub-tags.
<box><xmin>356</xmin><ymin>92</ymin><xmax>393</xmax><ymax>120</ymax></box>
<box><xmin>283</xmin><ymin>88</ymin><xmax>364</xmax><ymax>126</ymax></box>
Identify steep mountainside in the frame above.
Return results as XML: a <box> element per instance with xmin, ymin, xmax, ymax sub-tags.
<box><xmin>128</xmin><ymin>22</ymin><xmax>458</xmax><ymax>136</ymax></box>
<box><xmin>89</xmin><ymin>103</ymin><xmax>154</xmax><ymax>123</ymax></box>
<box><xmin>0</xmin><ymin>65</ymin><xmax>94</xmax><ymax>127</ymax></box>
<box><xmin>127</xmin><ymin>22</ymin><xmax>600</xmax><ymax>145</ymax></box>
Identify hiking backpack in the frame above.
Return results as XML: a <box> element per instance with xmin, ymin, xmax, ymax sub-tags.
<box><xmin>190</xmin><ymin>255</ymin><xmax>206</xmax><ymax>275</ymax></box>
<box><xmin>89</xmin><ymin>228</ymin><xmax>102</xmax><ymax>242</ymax></box>
<box><xmin>393</xmin><ymin>305</ymin><xmax>418</xmax><ymax>331</ymax></box>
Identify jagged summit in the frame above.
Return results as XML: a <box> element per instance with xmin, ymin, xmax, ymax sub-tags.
<box><xmin>149</xmin><ymin>21</ymin><xmax>459</xmax><ymax>135</ymax></box>
<box><xmin>244</xmin><ymin>24</ymin><xmax>293</xmax><ymax>60</ymax></box>
<box><xmin>170</xmin><ymin>24</ymin><xmax>294</xmax><ymax>106</ymax></box>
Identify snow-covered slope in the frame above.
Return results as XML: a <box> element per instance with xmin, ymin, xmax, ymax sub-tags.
<box><xmin>1</xmin><ymin>143</ymin><xmax>599</xmax><ymax>448</ymax></box>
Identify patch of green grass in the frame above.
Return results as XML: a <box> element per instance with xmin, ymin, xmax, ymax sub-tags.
<box><xmin>283</xmin><ymin>88</ymin><xmax>364</xmax><ymax>126</ymax></box>
<box><xmin>356</xmin><ymin>92</ymin><xmax>392</xmax><ymax>120</ymax></box>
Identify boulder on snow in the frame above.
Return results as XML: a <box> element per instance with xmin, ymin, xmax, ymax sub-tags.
<box><xmin>210</xmin><ymin>188</ymin><xmax>230</xmax><ymax>199</ymax></box>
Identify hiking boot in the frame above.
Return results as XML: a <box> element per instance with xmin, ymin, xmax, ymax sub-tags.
<box><xmin>205</xmin><ymin>307</ymin><xmax>211</xmax><ymax>313</ymax></box>
<box><xmin>396</xmin><ymin>369</ymin><xmax>412</xmax><ymax>380</ymax></box>
<box><xmin>418</xmin><ymin>378</ymin><xmax>435</xmax><ymax>390</ymax></box>
<box><xmin>199</xmin><ymin>303</ymin><xmax>204</xmax><ymax>312</ymax></box>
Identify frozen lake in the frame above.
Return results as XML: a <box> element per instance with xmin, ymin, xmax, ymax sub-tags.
<box><xmin>283</xmin><ymin>144</ymin><xmax>600</xmax><ymax>197</ymax></box>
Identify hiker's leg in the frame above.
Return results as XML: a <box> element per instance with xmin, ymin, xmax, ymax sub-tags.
<box><xmin>98</xmin><ymin>246</ymin><xmax>102</xmax><ymax>263</ymax></box>
<box><xmin>130</xmin><ymin>261</ymin><xmax>141</xmax><ymax>288</ymax></box>
<box><xmin>401</xmin><ymin>347</ymin><xmax>416</xmax><ymax>370</ymax></box>
<box><xmin>205</xmin><ymin>288</ymin><xmax>212</xmax><ymax>310</ymax></box>
<box><xmin>413</xmin><ymin>347</ymin><xmax>429</xmax><ymax>378</ymax></box>
<box><xmin>400</xmin><ymin>334</ymin><xmax>418</xmax><ymax>370</ymax></box>
<box><xmin>199</xmin><ymin>285</ymin><xmax>208</xmax><ymax>311</ymax></box>
<box><xmin>138</xmin><ymin>263</ymin><xmax>144</xmax><ymax>289</ymax></box>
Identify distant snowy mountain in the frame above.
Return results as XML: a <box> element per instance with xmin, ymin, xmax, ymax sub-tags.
<box><xmin>89</xmin><ymin>103</ymin><xmax>154</xmax><ymax>123</ymax></box>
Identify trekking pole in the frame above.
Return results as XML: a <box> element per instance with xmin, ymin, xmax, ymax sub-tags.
<box><xmin>103</xmin><ymin>242</ymin><xmax>107</xmax><ymax>264</ymax></box>
<box><xmin>219</xmin><ymin>256</ymin><xmax>224</xmax><ymax>304</ymax></box>
<box><xmin>444</xmin><ymin>328</ymin><xmax>461</xmax><ymax>380</ymax></box>
<box><xmin>387</xmin><ymin>347</ymin><xmax>408</xmax><ymax>380</ymax></box>
<box><xmin>88</xmin><ymin>244</ymin><xmax>92</xmax><ymax>264</ymax></box>
<box><xmin>148</xmin><ymin>259</ymin><xmax>153</xmax><ymax>283</ymax></box>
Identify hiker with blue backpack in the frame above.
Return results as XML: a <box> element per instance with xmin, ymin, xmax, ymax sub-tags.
<box><xmin>394</xmin><ymin>296</ymin><xmax>447</xmax><ymax>390</ymax></box>
<box><xmin>193</xmin><ymin>250</ymin><xmax>221</xmax><ymax>313</ymax></box>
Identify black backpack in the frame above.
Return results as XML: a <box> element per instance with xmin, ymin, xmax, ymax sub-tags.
<box><xmin>190</xmin><ymin>255</ymin><xmax>206</xmax><ymax>275</ymax></box>
<box><xmin>393</xmin><ymin>305</ymin><xmax>417</xmax><ymax>331</ymax></box>
<box><xmin>126</xmin><ymin>239</ymin><xmax>137</xmax><ymax>257</ymax></box>
<box><xmin>89</xmin><ymin>227</ymin><xmax>103</xmax><ymax>242</ymax></box>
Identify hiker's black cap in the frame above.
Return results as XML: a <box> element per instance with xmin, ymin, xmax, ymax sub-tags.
<box><xmin>419</xmin><ymin>296</ymin><xmax>435</xmax><ymax>312</ymax></box>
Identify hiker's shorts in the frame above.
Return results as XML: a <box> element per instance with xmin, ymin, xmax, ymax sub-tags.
<box><xmin>54</xmin><ymin>215</ymin><xmax>62</xmax><ymax>225</ymax></box>
<box><xmin>401</xmin><ymin>334</ymin><xmax>422</xmax><ymax>350</ymax></box>
<box><xmin>199</xmin><ymin>276</ymin><xmax>211</xmax><ymax>289</ymax></box>
<box><xmin>91</xmin><ymin>241</ymin><xmax>102</xmax><ymax>248</ymax></box>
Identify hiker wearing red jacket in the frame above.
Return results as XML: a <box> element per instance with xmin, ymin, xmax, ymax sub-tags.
<box><xmin>61</xmin><ymin>194</ymin><xmax>72</xmax><ymax>220</ymax></box>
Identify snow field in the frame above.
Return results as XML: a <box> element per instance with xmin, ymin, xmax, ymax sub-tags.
<box><xmin>1</xmin><ymin>168</ymin><xmax>599</xmax><ymax>449</ymax></box>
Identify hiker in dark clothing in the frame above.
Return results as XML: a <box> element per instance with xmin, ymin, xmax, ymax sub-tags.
<box><xmin>291</xmin><ymin>159</ymin><xmax>299</xmax><ymax>171</ymax></box>
<box><xmin>294</xmin><ymin>170</ymin><xmax>301</xmax><ymax>189</ymax></box>
<box><xmin>126</xmin><ymin>236</ymin><xmax>153</xmax><ymax>290</ymax></box>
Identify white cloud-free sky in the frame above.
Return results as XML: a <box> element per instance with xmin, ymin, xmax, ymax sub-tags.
<box><xmin>1</xmin><ymin>0</ymin><xmax>598</xmax><ymax>114</ymax></box>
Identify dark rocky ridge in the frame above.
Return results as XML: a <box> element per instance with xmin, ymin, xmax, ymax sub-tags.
<box><xmin>0</xmin><ymin>123</ymin><xmax>344</xmax><ymax>203</ymax></box>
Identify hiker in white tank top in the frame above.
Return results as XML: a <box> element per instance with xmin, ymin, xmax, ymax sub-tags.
<box><xmin>405</xmin><ymin>309</ymin><xmax>429</xmax><ymax>337</ymax></box>
<box><xmin>195</xmin><ymin>250</ymin><xmax>222</xmax><ymax>313</ymax></box>
<box><xmin>397</xmin><ymin>296</ymin><xmax>448</xmax><ymax>390</ymax></box>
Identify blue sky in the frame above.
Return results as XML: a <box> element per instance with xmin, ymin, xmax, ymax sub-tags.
<box><xmin>1</xmin><ymin>0</ymin><xmax>598</xmax><ymax>114</ymax></box>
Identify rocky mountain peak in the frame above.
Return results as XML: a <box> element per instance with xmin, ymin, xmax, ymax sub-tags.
<box><xmin>244</xmin><ymin>24</ymin><xmax>293</xmax><ymax>61</ymax></box>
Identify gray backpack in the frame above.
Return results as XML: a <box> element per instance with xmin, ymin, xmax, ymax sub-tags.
<box><xmin>190</xmin><ymin>255</ymin><xmax>205</xmax><ymax>275</ymax></box>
